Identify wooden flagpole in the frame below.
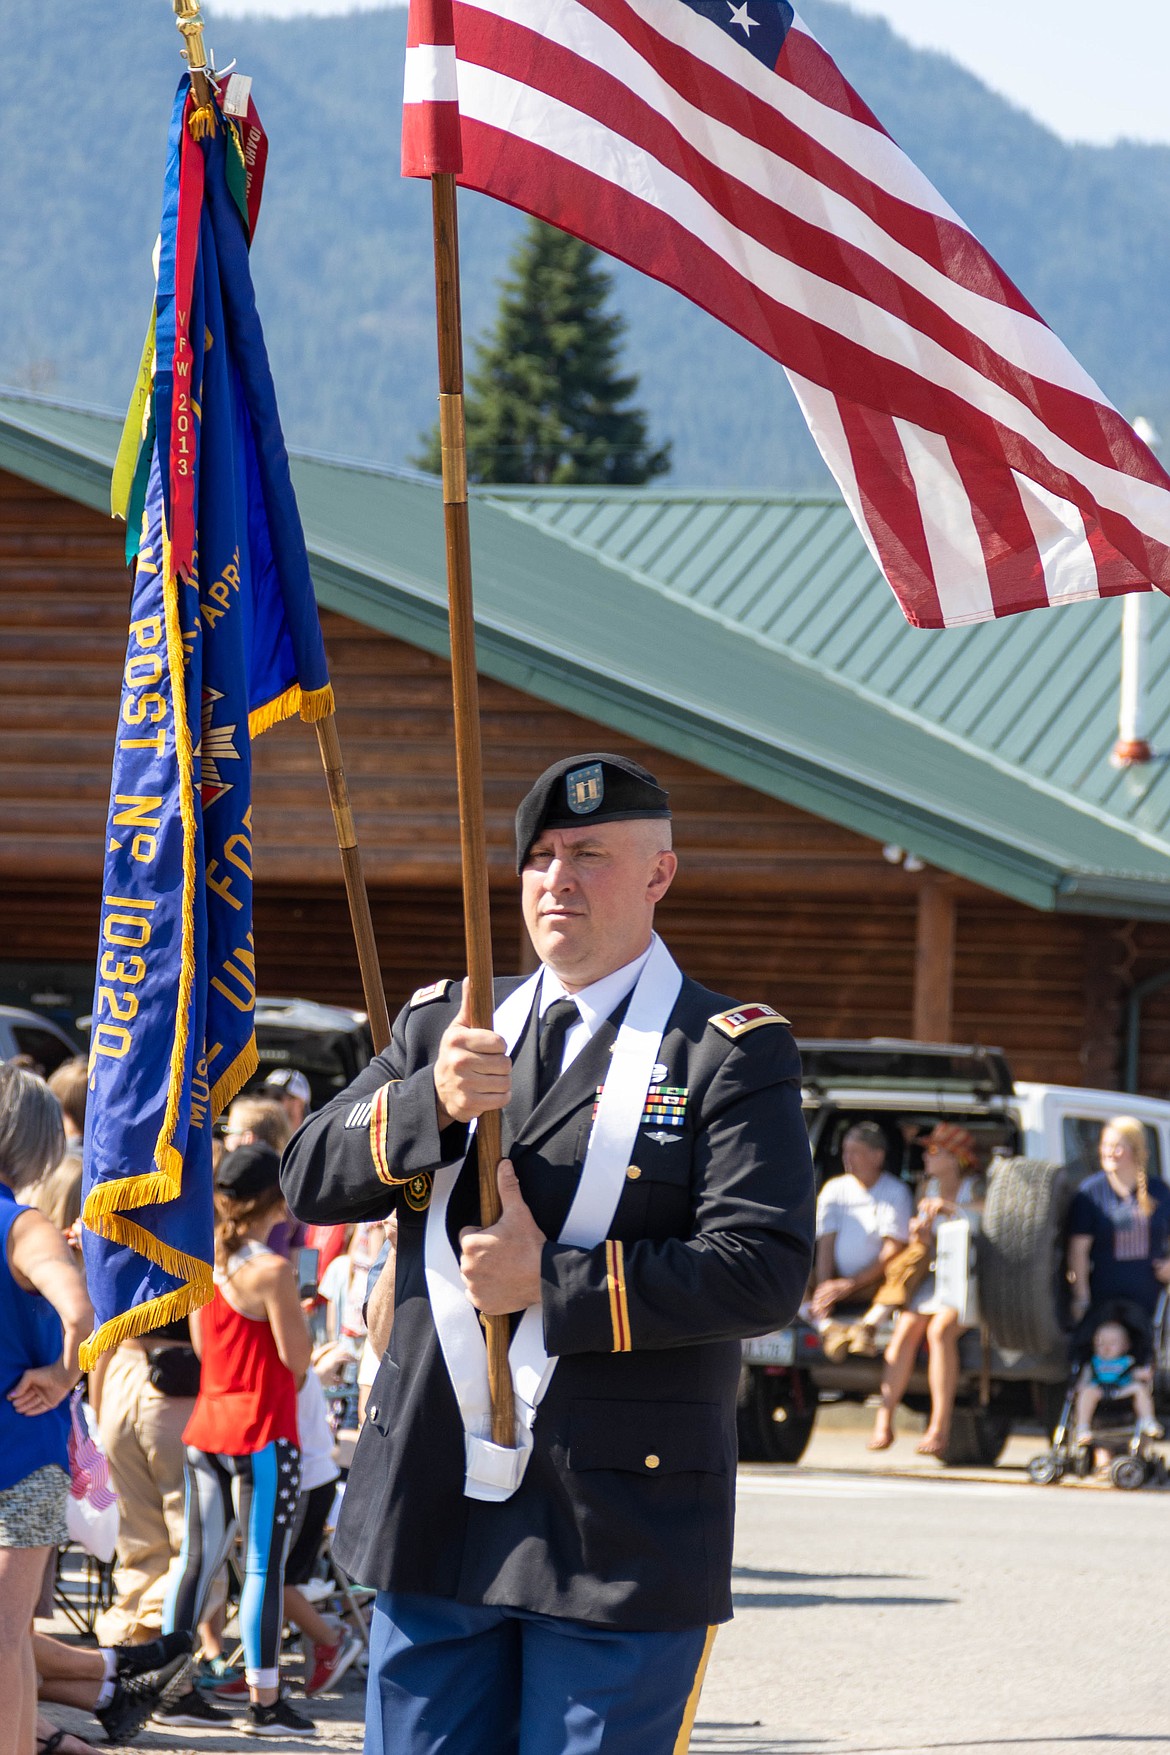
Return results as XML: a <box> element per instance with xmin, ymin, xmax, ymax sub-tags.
<box><xmin>429</xmin><ymin>170</ymin><xmax>515</xmax><ymax>1447</ymax></box>
<box><xmin>170</xmin><ymin>0</ymin><xmax>392</xmax><ymax>1061</ymax></box>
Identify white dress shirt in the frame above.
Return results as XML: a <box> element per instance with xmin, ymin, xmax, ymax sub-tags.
<box><xmin>536</xmin><ymin>939</ymin><xmax>655</xmax><ymax>1077</ymax></box>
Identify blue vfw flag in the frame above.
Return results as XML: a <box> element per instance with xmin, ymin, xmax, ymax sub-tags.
<box><xmin>81</xmin><ymin>75</ymin><xmax>334</xmax><ymax>1365</ymax></box>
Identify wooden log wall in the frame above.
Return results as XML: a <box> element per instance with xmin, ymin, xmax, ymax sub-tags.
<box><xmin>0</xmin><ymin>464</ymin><xmax>1158</xmax><ymax>1094</ymax></box>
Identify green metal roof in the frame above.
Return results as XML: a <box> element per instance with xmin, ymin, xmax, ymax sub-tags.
<box><xmin>4</xmin><ymin>388</ymin><xmax>1170</xmax><ymax>917</ymax></box>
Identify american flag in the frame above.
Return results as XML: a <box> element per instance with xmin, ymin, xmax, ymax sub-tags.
<box><xmin>402</xmin><ymin>0</ymin><xmax>1170</xmax><ymax>630</ymax></box>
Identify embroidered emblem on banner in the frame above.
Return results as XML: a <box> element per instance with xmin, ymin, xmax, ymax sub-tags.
<box><xmin>345</xmin><ymin>1099</ymin><xmax>373</xmax><ymax>1130</ymax></box>
<box><xmin>708</xmin><ymin>1004</ymin><xmax>789</xmax><ymax>1039</ymax></box>
<box><xmin>410</xmin><ymin>979</ymin><xmax>452</xmax><ymax>1008</ymax></box>
<box><xmin>566</xmin><ymin>763</ymin><xmax>604</xmax><ymax>814</ymax></box>
<box><xmin>403</xmin><ymin>1173</ymin><xmax>432</xmax><ymax>1212</ymax></box>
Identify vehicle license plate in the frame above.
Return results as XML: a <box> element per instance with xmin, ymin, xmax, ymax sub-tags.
<box><xmin>743</xmin><ymin>1331</ymin><xmax>796</xmax><ymax>1365</ymax></box>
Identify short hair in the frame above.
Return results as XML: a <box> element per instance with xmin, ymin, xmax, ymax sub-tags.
<box><xmin>226</xmin><ymin>1095</ymin><xmax>291</xmax><ymax>1153</ymax></box>
<box><xmin>48</xmin><ymin>1056</ymin><xmax>89</xmax><ymax>1137</ymax></box>
<box><xmin>843</xmin><ymin>1120</ymin><xmax>888</xmax><ymax>1156</ymax></box>
<box><xmin>0</xmin><ymin>1065</ymin><xmax>65</xmax><ymax>1190</ymax></box>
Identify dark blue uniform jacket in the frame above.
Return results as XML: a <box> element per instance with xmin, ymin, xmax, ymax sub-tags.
<box><xmin>280</xmin><ymin>969</ymin><xmax>814</xmax><ymax>1631</ymax></box>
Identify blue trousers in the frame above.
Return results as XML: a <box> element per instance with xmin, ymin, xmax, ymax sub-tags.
<box><xmin>364</xmin><ymin>1592</ymin><xmax>714</xmax><ymax>1755</ymax></box>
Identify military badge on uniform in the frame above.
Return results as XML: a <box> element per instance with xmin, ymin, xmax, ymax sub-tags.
<box><xmin>708</xmin><ymin>1003</ymin><xmax>789</xmax><ymax>1039</ymax></box>
<box><xmin>403</xmin><ymin>1173</ymin><xmax>432</xmax><ymax>1212</ymax></box>
<box><xmin>345</xmin><ymin>1098</ymin><xmax>373</xmax><ymax>1130</ymax></box>
<box><xmin>565</xmin><ymin>763</ymin><xmax>604</xmax><ymax>814</ymax></box>
<box><xmin>410</xmin><ymin>979</ymin><xmax>452</xmax><ymax>1008</ymax></box>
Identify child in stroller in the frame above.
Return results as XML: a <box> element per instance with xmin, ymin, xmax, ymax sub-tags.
<box><xmin>1029</xmin><ymin>1299</ymin><xmax>1165</xmax><ymax>1490</ymax></box>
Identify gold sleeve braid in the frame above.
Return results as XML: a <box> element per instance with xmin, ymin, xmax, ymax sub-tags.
<box><xmin>605</xmin><ymin>1238</ymin><xmax>632</xmax><ymax>1352</ymax></box>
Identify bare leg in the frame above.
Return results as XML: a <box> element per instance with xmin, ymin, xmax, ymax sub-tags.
<box><xmin>283</xmin><ymin>1586</ymin><xmax>336</xmax><ymax>1648</ymax></box>
<box><xmin>0</xmin><ymin>1544</ymin><xmax>52</xmax><ymax>1755</ymax></box>
<box><xmin>918</xmin><ymin>1310</ymin><xmax>960</xmax><ymax>1455</ymax></box>
<box><xmin>1075</xmin><ymin>1382</ymin><xmax>1102</xmax><ymax>1441</ymax></box>
<box><xmin>869</xmin><ymin>1313</ymin><xmax>928</xmax><ymax>1449</ymax></box>
<box><xmin>31</xmin><ymin>1636</ymin><xmax>103</xmax><ymax>1685</ymax></box>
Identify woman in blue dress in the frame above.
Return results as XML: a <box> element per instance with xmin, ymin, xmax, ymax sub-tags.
<box><xmin>0</xmin><ymin>1066</ymin><xmax>93</xmax><ymax>1755</ymax></box>
<box><xmin>1067</xmin><ymin>1116</ymin><xmax>1170</xmax><ymax>1322</ymax></box>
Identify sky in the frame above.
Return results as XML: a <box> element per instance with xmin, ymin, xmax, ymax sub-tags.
<box><xmin>203</xmin><ymin>0</ymin><xmax>1170</xmax><ymax>148</ymax></box>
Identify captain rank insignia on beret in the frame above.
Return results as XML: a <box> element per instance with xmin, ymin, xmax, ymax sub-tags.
<box><xmin>708</xmin><ymin>1004</ymin><xmax>790</xmax><ymax>1039</ymax></box>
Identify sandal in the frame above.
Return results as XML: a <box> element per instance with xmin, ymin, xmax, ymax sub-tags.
<box><xmin>38</xmin><ymin>1730</ymin><xmax>102</xmax><ymax>1755</ymax></box>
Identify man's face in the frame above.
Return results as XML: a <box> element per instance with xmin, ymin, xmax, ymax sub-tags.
<box><xmin>842</xmin><ymin>1134</ymin><xmax>886</xmax><ymax>1187</ymax></box>
<box><xmin>521</xmin><ymin>820</ymin><xmax>677</xmax><ymax>990</ymax></box>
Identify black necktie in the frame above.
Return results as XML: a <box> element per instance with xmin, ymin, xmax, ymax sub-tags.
<box><xmin>536</xmin><ymin>998</ymin><xmax>580</xmax><ymax>1104</ymax></box>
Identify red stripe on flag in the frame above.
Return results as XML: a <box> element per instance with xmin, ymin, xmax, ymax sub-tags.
<box><xmin>955</xmin><ymin>449</ymin><xmax>1052</xmax><ymax>619</ymax></box>
<box><xmin>169</xmin><ymin>99</ymin><xmax>204</xmax><ymax>583</ymax></box>
<box><xmin>403</xmin><ymin>101</ymin><xmax>463</xmax><ymax>176</ymax></box>
<box><xmin>834</xmin><ymin>402</ymin><xmax>944</xmax><ymax>628</ymax></box>
<box><xmin>456</xmin><ymin>118</ymin><xmax>1170</xmax><ymax>593</ymax></box>
<box><xmin>408</xmin><ymin>0</ymin><xmax>456</xmax><ymax>48</ymax></box>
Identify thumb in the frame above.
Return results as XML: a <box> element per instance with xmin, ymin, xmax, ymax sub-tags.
<box><xmin>454</xmin><ymin>976</ymin><xmax>472</xmax><ymax>1026</ymax></box>
<box><xmin>497</xmin><ymin>1158</ymin><xmax>524</xmax><ymax>1210</ymax></box>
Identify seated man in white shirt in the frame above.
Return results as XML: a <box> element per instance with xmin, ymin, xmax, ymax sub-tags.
<box><xmin>807</xmin><ymin>1121</ymin><xmax>912</xmax><ymax>1358</ymax></box>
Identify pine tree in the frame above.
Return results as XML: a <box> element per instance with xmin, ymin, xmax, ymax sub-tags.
<box><xmin>414</xmin><ymin>220</ymin><xmax>670</xmax><ymax>486</ymax></box>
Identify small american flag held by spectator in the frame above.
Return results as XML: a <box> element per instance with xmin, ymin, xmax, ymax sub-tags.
<box><xmin>403</xmin><ymin>0</ymin><xmax>1170</xmax><ymax>628</ymax></box>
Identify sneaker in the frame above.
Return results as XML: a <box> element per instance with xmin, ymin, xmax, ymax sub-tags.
<box><xmin>303</xmin><ymin>1632</ymin><xmax>363</xmax><ymax>1699</ymax></box>
<box><xmin>97</xmin><ymin>1652</ymin><xmax>193</xmax><ymax>1745</ymax></box>
<box><xmin>114</xmin><ymin>1631</ymin><xmax>193</xmax><ymax>1680</ymax></box>
<box><xmin>242</xmin><ymin>1697</ymin><xmax>318</xmax><ymax>1738</ymax></box>
<box><xmin>154</xmin><ymin>1689</ymin><xmax>233</xmax><ymax>1730</ymax></box>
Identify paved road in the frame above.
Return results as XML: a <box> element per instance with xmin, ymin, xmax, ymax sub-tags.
<box><xmin>45</xmin><ymin>1413</ymin><xmax>1170</xmax><ymax>1755</ymax></box>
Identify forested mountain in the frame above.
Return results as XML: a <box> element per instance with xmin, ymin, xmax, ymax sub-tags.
<box><xmin>4</xmin><ymin>0</ymin><xmax>1169</xmax><ymax>487</ymax></box>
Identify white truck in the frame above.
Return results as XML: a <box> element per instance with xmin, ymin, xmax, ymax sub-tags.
<box><xmin>738</xmin><ymin>1039</ymin><xmax>1170</xmax><ymax>1467</ymax></box>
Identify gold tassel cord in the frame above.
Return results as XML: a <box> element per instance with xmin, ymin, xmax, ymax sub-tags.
<box><xmin>173</xmin><ymin>0</ymin><xmax>217</xmax><ymax>138</ymax></box>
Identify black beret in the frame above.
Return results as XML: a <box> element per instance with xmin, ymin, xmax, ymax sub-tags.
<box><xmin>215</xmin><ymin>1141</ymin><xmax>282</xmax><ymax>1200</ymax></box>
<box><xmin>515</xmin><ymin>753</ymin><xmax>671</xmax><ymax>872</ymax></box>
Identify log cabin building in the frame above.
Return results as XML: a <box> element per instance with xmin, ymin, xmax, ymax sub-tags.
<box><xmin>5</xmin><ymin>390</ymin><xmax>1170</xmax><ymax>1094</ymax></box>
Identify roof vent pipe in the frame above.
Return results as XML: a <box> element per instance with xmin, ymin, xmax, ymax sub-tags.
<box><xmin>1111</xmin><ymin>416</ymin><xmax>1158</xmax><ymax>769</ymax></box>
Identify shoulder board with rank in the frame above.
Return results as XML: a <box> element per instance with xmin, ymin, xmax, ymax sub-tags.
<box><xmin>409</xmin><ymin>979</ymin><xmax>454</xmax><ymax>1008</ymax></box>
<box><xmin>708</xmin><ymin>1003</ymin><xmax>789</xmax><ymax>1040</ymax></box>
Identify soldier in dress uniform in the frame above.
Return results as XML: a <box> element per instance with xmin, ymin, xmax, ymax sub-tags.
<box><xmin>281</xmin><ymin>752</ymin><xmax>815</xmax><ymax>1755</ymax></box>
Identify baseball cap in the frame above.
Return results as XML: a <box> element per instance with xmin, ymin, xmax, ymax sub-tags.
<box><xmin>261</xmin><ymin>1068</ymin><xmax>312</xmax><ymax>1106</ymax></box>
<box><xmin>215</xmin><ymin>1142</ymin><xmax>282</xmax><ymax>1200</ymax></box>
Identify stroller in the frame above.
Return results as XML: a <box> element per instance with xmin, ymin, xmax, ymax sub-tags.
<box><xmin>1028</xmin><ymin>1298</ymin><xmax>1166</xmax><ymax>1490</ymax></box>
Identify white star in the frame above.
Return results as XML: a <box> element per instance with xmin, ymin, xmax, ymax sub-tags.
<box><xmin>727</xmin><ymin>1</ymin><xmax>758</xmax><ymax>34</ymax></box>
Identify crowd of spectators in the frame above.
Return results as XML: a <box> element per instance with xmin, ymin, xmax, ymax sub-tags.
<box><xmin>0</xmin><ymin>1057</ymin><xmax>388</xmax><ymax>1753</ymax></box>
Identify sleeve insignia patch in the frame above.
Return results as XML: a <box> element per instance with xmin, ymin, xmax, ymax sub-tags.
<box><xmin>345</xmin><ymin>1099</ymin><xmax>374</xmax><ymax>1130</ymax></box>
<box><xmin>402</xmin><ymin>1173</ymin><xmax>433</xmax><ymax>1212</ymax></box>
<box><xmin>410</xmin><ymin>979</ymin><xmax>453</xmax><ymax>1008</ymax></box>
<box><xmin>708</xmin><ymin>1004</ymin><xmax>790</xmax><ymax>1039</ymax></box>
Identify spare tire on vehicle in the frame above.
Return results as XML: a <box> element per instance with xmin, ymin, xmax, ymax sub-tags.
<box><xmin>979</xmin><ymin>1157</ymin><xmax>1071</xmax><ymax>1357</ymax></box>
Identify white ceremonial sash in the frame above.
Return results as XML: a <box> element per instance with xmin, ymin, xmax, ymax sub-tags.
<box><xmin>423</xmin><ymin>934</ymin><xmax>683</xmax><ymax>1502</ymax></box>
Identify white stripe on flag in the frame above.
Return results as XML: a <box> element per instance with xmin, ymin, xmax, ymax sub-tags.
<box><xmin>1013</xmin><ymin>471</ymin><xmax>1098</xmax><ymax>606</ymax></box>
<box><xmin>404</xmin><ymin>43</ymin><xmax>459</xmax><ymax>104</ymax></box>
<box><xmin>785</xmin><ymin>370</ymin><xmax>891</xmax><ymax>581</ymax></box>
<box><xmin>455</xmin><ymin>61</ymin><xmax>1170</xmax><ymax>546</ymax></box>
<box><xmin>893</xmin><ymin>421</ymin><xmax>994</xmax><ymax>624</ymax></box>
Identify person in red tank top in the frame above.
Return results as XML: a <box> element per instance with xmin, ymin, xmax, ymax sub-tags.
<box><xmin>160</xmin><ymin>1144</ymin><xmax>317</xmax><ymax>1739</ymax></box>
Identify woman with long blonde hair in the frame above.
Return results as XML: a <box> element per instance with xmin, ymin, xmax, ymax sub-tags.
<box><xmin>1067</xmin><ymin>1116</ymin><xmax>1170</xmax><ymax>1321</ymax></box>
